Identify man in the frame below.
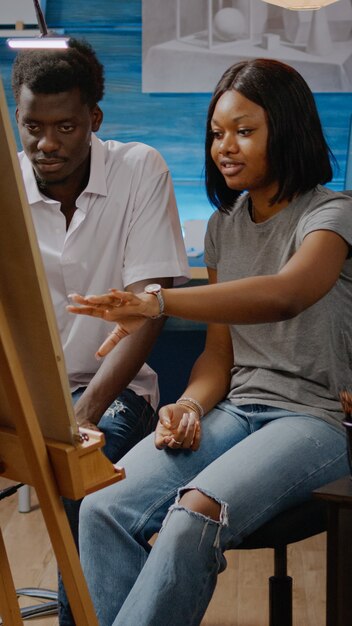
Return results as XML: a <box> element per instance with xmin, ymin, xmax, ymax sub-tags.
<box><xmin>11</xmin><ymin>37</ymin><xmax>189</xmax><ymax>625</ymax></box>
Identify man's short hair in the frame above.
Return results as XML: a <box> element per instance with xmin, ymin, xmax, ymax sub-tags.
<box><xmin>12</xmin><ymin>37</ymin><xmax>104</xmax><ymax>108</ymax></box>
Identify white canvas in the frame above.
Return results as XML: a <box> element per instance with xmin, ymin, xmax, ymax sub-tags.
<box><xmin>142</xmin><ymin>0</ymin><xmax>352</xmax><ymax>92</ymax></box>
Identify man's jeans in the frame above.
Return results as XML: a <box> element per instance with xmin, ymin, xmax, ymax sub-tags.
<box><xmin>58</xmin><ymin>387</ymin><xmax>157</xmax><ymax>626</ymax></box>
<box><xmin>79</xmin><ymin>402</ymin><xmax>349</xmax><ymax>626</ymax></box>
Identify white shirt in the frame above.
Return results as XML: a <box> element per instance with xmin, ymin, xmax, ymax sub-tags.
<box><xmin>19</xmin><ymin>134</ymin><xmax>190</xmax><ymax>409</ymax></box>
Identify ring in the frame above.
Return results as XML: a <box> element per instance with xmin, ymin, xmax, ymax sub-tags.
<box><xmin>108</xmin><ymin>329</ymin><xmax>123</xmax><ymax>345</ymax></box>
<box><xmin>172</xmin><ymin>438</ymin><xmax>183</xmax><ymax>445</ymax></box>
<box><xmin>110</xmin><ymin>327</ymin><xmax>129</xmax><ymax>340</ymax></box>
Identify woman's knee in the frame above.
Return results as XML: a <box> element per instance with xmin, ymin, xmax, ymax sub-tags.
<box><xmin>179</xmin><ymin>488</ymin><xmax>221</xmax><ymax>521</ymax></box>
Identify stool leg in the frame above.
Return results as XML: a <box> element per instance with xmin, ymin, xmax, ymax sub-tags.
<box><xmin>269</xmin><ymin>546</ymin><xmax>292</xmax><ymax>626</ymax></box>
<box><xmin>18</xmin><ymin>484</ymin><xmax>31</xmax><ymax>513</ymax></box>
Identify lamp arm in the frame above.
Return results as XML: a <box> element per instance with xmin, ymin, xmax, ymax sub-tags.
<box><xmin>33</xmin><ymin>0</ymin><xmax>48</xmax><ymax>36</ymax></box>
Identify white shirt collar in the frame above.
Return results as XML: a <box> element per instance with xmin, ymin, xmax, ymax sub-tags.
<box><xmin>84</xmin><ymin>134</ymin><xmax>107</xmax><ymax>197</ymax></box>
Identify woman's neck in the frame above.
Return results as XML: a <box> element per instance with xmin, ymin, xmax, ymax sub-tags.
<box><xmin>248</xmin><ymin>190</ymin><xmax>290</xmax><ymax>223</ymax></box>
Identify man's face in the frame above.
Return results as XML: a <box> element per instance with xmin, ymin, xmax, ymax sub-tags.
<box><xmin>16</xmin><ymin>85</ymin><xmax>102</xmax><ymax>188</ymax></box>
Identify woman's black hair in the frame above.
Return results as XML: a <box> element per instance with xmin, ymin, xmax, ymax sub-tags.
<box><xmin>12</xmin><ymin>37</ymin><xmax>104</xmax><ymax>108</ymax></box>
<box><xmin>205</xmin><ymin>58</ymin><xmax>335</xmax><ymax>213</ymax></box>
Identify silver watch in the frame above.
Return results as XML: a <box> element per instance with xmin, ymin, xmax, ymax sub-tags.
<box><xmin>144</xmin><ymin>283</ymin><xmax>165</xmax><ymax>319</ymax></box>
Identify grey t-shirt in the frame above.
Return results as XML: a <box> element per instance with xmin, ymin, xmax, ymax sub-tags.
<box><xmin>204</xmin><ymin>186</ymin><xmax>352</xmax><ymax>429</ymax></box>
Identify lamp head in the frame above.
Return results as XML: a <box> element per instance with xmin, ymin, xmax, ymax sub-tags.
<box><xmin>261</xmin><ymin>0</ymin><xmax>339</xmax><ymax>9</ymax></box>
<box><xmin>7</xmin><ymin>0</ymin><xmax>68</xmax><ymax>50</ymax></box>
<box><xmin>8</xmin><ymin>38</ymin><xmax>69</xmax><ymax>49</ymax></box>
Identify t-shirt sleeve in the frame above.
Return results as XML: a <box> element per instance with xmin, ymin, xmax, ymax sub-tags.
<box><xmin>204</xmin><ymin>211</ymin><xmax>219</xmax><ymax>270</ymax></box>
<box><xmin>122</xmin><ymin>147</ymin><xmax>190</xmax><ymax>287</ymax></box>
<box><xmin>298</xmin><ymin>195</ymin><xmax>352</xmax><ymax>254</ymax></box>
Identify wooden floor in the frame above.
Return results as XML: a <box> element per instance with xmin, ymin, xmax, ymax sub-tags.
<box><xmin>0</xmin><ymin>477</ymin><xmax>326</xmax><ymax>626</ymax></box>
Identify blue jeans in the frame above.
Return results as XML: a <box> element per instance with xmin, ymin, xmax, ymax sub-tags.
<box><xmin>58</xmin><ymin>388</ymin><xmax>157</xmax><ymax>626</ymax></box>
<box><xmin>79</xmin><ymin>402</ymin><xmax>349</xmax><ymax>626</ymax></box>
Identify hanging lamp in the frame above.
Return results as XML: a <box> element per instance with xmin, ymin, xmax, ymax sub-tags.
<box><xmin>261</xmin><ymin>0</ymin><xmax>339</xmax><ymax>9</ymax></box>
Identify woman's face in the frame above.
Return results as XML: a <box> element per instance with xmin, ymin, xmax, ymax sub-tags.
<box><xmin>210</xmin><ymin>89</ymin><xmax>273</xmax><ymax>195</ymax></box>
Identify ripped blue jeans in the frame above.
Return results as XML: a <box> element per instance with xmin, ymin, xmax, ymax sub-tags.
<box><xmin>58</xmin><ymin>388</ymin><xmax>157</xmax><ymax>626</ymax></box>
<box><xmin>79</xmin><ymin>402</ymin><xmax>349</xmax><ymax>626</ymax></box>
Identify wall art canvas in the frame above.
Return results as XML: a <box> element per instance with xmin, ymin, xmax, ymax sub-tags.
<box><xmin>142</xmin><ymin>0</ymin><xmax>352</xmax><ymax>92</ymax></box>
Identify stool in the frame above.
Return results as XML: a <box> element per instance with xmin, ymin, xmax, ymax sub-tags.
<box><xmin>14</xmin><ymin>588</ymin><xmax>58</xmax><ymax>621</ymax></box>
<box><xmin>236</xmin><ymin>499</ymin><xmax>327</xmax><ymax>626</ymax></box>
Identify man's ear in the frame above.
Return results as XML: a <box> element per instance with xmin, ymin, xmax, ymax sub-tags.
<box><xmin>91</xmin><ymin>105</ymin><xmax>103</xmax><ymax>132</ymax></box>
<box><xmin>15</xmin><ymin>108</ymin><xmax>19</xmax><ymax>124</ymax></box>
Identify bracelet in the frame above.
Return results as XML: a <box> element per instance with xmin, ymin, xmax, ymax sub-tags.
<box><xmin>176</xmin><ymin>397</ymin><xmax>204</xmax><ymax>419</ymax></box>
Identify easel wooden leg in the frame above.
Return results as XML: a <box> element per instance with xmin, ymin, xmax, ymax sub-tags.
<box><xmin>38</xmin><ymin>490</ymin><xmax>99</xmax><ymax>626</ymax></box>
<box><xmin>0</xmin><ymin>318</ymin><xmax>100</xmax><ymax>626</ymax></box>
<box><xmin>0</xmin><ymin>527</ymin><xmax>23</xmax><ymax>625</ymax></box>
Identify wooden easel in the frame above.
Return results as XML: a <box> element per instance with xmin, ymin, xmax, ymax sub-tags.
<box><xmin>0</xmin><ymin>79</ymin><xmax>124</xmax><ymax>624</ymax></box>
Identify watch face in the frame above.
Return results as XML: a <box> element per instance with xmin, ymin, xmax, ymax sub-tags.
<box><xmin>145</xmin><ymin>283</ymin><xmax>161</xmax><ymax>293</ymax></box>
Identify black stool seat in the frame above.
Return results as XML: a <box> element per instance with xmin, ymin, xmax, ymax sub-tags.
<box><xmin>238</xmin><ymin>498</ymin><xmax>327</xmax><ymax>549</ymax></box>
<box><xmin>235</xmin><ymin>499</ymin><xmax>327</xmax><ymax>626</ymax></box>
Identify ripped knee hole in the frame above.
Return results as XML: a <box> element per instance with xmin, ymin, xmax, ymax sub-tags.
<box><xmin>179</xmin><ymin>488</ymin><xmax>221</xmax><ymax>522</ymax></box>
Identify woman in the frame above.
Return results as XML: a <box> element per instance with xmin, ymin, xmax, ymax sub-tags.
<box><xmin>69</xmin><ymin>59</ymin><xmax>352</xmax><ymax>626</ymax></box>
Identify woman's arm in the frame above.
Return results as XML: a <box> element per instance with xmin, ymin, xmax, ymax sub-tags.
<box><xmin>161</xmin><ymin>230</ymin><xmax>349</xmax><ymax>323</ymax></box>
<box><xmin>68</xmin><ymin>229</ymin><xmax>348</xmax><ymax>327</ymax></box>
<box><xmin>155</xmin><ymin>268</ymin><xmax>234</xmax><ymax>451</ymax></box>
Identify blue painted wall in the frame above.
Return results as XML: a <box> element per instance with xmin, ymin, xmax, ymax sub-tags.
<box><xmin>1</xmin><ymin>0</ymin><xmax>351</xmax><ymax>224</ymax></box>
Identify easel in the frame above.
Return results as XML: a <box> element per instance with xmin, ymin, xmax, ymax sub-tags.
<box><xmin>0</xmin><ymin>79</ymin><xmax>124</xmax><ymax>624</ymax></box>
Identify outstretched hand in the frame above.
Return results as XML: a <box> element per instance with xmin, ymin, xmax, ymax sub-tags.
<box><xmin>67</xmin><ymin>289</ymin><xmax>149</xmax><ymax>320</ymax></box>
<box><xmin>155</xmin><ymin>404</ymin><xmax>201</xmax><ymax>451</ymax></box>
<box><xmin>67</xmin><ymin>290</ymin><xmax>149</xmax><ymax>358</ymax></box>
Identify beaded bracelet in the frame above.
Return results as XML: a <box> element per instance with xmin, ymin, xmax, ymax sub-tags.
<box><xmin>176</xmin><ymin>396</ymin><xmax>205</xmax><ymax>419</ymax></box>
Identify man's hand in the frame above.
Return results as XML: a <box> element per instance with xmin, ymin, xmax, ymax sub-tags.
<box><xmin>94</xmin><ymin>318</ymin><xmax>148</xmax><ymax>358</ymax></box>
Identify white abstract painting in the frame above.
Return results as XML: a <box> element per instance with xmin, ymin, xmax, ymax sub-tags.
<box><xmin>142</xmin><ymin>0</ymin><xmax>352</xmax><ymax>92</ymax></box>
<box><xmin>1</xmin><ymin>0</ymin><xmax>47</xmax><ymax>26</ymax></box>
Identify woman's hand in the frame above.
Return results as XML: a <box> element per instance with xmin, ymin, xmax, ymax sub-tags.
<box><xmin>67</xmin><ymin>289</ymin><xmax>158</xmax><ymax>357</ymax></box>
<box><xmin>155</xmin><ymin>404</ymin><xmax>201</xmax><ymax>451</ymax></box>
<box><xmin>67</xmin><ymin>288</ymin><xmax>158</xmax><ymax>321</ymax></box>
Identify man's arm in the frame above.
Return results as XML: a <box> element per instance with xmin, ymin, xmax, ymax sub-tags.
<box><xmin>73</xmin><ymin>276</ymin><xmax>173</xmax><ymax>427</ymax></box>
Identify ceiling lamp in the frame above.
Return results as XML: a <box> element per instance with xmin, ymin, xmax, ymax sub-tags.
<box><xmin>7</xmin><ymin>0</ymin><xmax>68</xmax><ymax>49</ymax></box>
<box><xmin>261</xmin><ymin>0</ymin><xmax>339</xmax><ymax>9</ymax></box>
